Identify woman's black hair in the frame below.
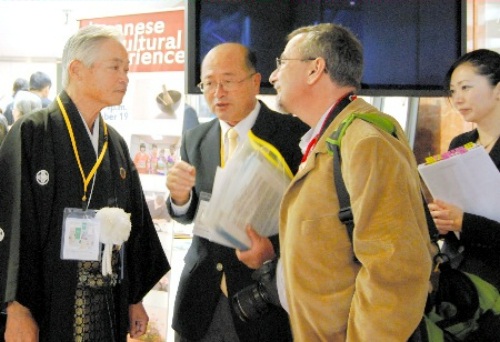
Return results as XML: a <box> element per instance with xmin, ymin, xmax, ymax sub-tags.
<box><xmin>445</xmin><ymin>49</ymin><xmax>500</xmax><ymax>90</ymax></box>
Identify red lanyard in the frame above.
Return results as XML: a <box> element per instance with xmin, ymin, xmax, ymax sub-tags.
<box><xmin>301</xmin><ymin>94</ymin><xmax>356</xmax><ymax>163</ymax></box>
<box><xmin>301</xmin><ymin>135</ymin><xmax>319</xmax><ymax>163</ymax></box>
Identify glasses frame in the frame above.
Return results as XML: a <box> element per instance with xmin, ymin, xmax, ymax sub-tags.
<box><xmin>275</xmin><ymin>57</ymin><xmax>316</xmax><ymax>69</ymax></box>
<box><xmin>197</xmin><ymin>72</ymin><xmax>257</xmax><ymax>93</ymax></box>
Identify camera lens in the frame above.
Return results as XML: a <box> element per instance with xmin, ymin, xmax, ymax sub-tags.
<box><xmin>232</xmin><ymin>258</ymin><xmax>281</xmax><ymax>322</ymax></box>
<box><xmin>232</xmin><ymin>283</ymin><xmax>270</xmax><ymax>322</ymax></box>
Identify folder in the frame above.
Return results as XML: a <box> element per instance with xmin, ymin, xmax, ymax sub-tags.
<box><xmin>418</xmin><ymin>144</ymin><xmax>500</xmax><ymax>223</ymax></box>
<box><xmin>193</xmin><ymin>131</ymin><xmax>292</xmax><ymax>250</ymax></box>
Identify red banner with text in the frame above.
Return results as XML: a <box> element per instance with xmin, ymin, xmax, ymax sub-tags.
<box><xmin>80</xmin><ymin>10</ymin><xmax>184</xmax><ymax>72</ymax></box>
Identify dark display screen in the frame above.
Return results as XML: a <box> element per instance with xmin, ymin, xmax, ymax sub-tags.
<box><xmin>186</xmin><ymin>0</ymin><xmax>465</xmax><ymax>97</ymax></box>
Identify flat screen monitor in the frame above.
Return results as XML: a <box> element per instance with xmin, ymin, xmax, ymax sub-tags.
<box><xmin>186</xmin><ymin>0</ymin><xmax>466</xmax><ymax>97</ymax></box>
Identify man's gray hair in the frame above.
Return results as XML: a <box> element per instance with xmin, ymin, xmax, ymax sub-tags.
<box><xmin>61</xmin><ymin>25</ymin><xmax>125</xmax><ymax>88</ymax></box>
<box><xmin>13</xmin><ymin>90</ymin><xmax>42</xmax><ymax>118</ymax></box>
<box><xmin>287</xmin><ymin>23</ymin><xmax>363</xmax><ymax>90</ymax></box>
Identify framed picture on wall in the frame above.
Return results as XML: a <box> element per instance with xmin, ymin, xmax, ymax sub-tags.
<box><xmin>130</xmin><ymin>134</ymin><xmax>180</xmax><ymax>177</ymax></box>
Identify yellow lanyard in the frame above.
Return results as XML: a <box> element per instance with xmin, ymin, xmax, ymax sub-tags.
<box><xmin>56</xmin><ymin>96</ymin><xmax>109</xmax><ymax>208</ymax></box>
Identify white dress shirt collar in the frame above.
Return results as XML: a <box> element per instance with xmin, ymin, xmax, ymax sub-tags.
<box><xmin>299</xmin><ymin>103</ymin><xmax>335</xmax><ymax>154</ymax></box>
<box><xmin>219</xmin><ymin>100</ymin><xmax>261</xmax><ymax>145</ymax></box>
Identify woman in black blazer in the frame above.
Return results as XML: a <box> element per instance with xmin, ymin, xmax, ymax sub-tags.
<box><xmin>428</xmin><ymin>49</ymin><xmax>500</xmax><ymax>290</ymax></box>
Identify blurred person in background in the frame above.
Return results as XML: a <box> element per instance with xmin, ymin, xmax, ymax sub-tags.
<box><xmin>11</xmin><ymin>90</ymin><xmax>42</xmax><ymax>123</ymax></box>
<box><xmin>0</xmin><ymin>113</ymin><xmax>7</xmax><ymax>146</ymax></box>
<box><xmin>3</xmin><ymin>78</ymin><xmax>29</xmax><ymax>125</ymax></box>
<box><xmin>29</xmin><ymin>71</ymin><xmax>52</xmax><ymax>108</ymax></box>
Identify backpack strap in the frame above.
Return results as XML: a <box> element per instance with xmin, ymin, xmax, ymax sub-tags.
<box><xmin>326</xmin><ymin>113</ymin><xmax>438</xmax><ymax>263</ymax></box>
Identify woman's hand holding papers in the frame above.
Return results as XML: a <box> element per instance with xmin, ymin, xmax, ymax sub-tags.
<box><xmin>428</xmin><ymin>199</ymin><xmax>464</xmax><ymax>235</ymax></box>
<box><xmin>166</xmin><ymin>161</ymin><xmax>196</xmax><ymax>205</ymax></box>
<box><xmin>236</xmin><ymin>225</ymin><xmax>276</xmax><ymax>269</ymax></box>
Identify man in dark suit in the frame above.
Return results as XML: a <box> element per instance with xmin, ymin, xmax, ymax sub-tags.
<box><xmin>29</xmin><ymin>71</ymin><xmax>52</xmax><ymax>108</ymax></box>
<box><xmin>166</xmin><ymin>43</ymin><xmax>307</xmax><ymax>341</ymax></box>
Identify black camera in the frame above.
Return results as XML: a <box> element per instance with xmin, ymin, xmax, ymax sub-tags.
<box><xmin>232</xmin><ymin>258</ymin><xmax>281</xmax><ymax>322</ymax></box>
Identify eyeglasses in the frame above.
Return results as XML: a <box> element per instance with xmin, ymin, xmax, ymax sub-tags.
<box><xmin>197</xmin><ymin>72</ymin><xmax>257</xmax><ymax>93</ymax></box>
<box><xmin>275</xmin><ymin>57</ymin><xmax>316</xmax><ymax>69</ymax></box>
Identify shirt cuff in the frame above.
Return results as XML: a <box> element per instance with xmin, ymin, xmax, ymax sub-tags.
<box><xmin>170</xmin><ymin>191</ymin><xmax>192</xmax><ymax>216</ymax></box>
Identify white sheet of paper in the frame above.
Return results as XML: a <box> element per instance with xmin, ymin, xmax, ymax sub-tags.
<box><xmin>201</xmin><ymin>146</ymin><xmax>290</xmax><ymax>250</ymax></box>
<box><xmin>418</xmin><ymin>146</ymin><xmax>500</xmax><ymax>223</ymax></box>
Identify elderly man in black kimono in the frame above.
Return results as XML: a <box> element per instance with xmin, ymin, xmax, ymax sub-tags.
<box><xmin>0</xmin><ymin>25</ymin><xmax>170</xmax><ymax>341</ymax></box>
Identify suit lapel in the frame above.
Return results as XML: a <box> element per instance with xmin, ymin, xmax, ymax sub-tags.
<box><xmin>251</xmin><ymin>101</ymin><xmax>275</xmax><ymax>139</ymax></box>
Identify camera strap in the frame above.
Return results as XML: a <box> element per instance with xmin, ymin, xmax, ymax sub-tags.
<box><xmin>326</xmin><ymin>113</ymin><xmax>439</xmax><ymax>263</ymax></box>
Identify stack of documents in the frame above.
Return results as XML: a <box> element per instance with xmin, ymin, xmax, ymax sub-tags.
<box><xmin>195</xmin><ymin>131</ymin><xmax>293</xmax><ymax>250</ymax></box>
<box><xmin>418</xmin><ymin>143</ymin><xmax>500</xmax><ymax>222</ymax></box>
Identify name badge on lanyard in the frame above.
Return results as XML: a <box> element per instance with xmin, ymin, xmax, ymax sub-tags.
<box><xmin>61</xmin><ymin>207</ymin><xmax>100</xmax><ymax>261</ymax></box>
